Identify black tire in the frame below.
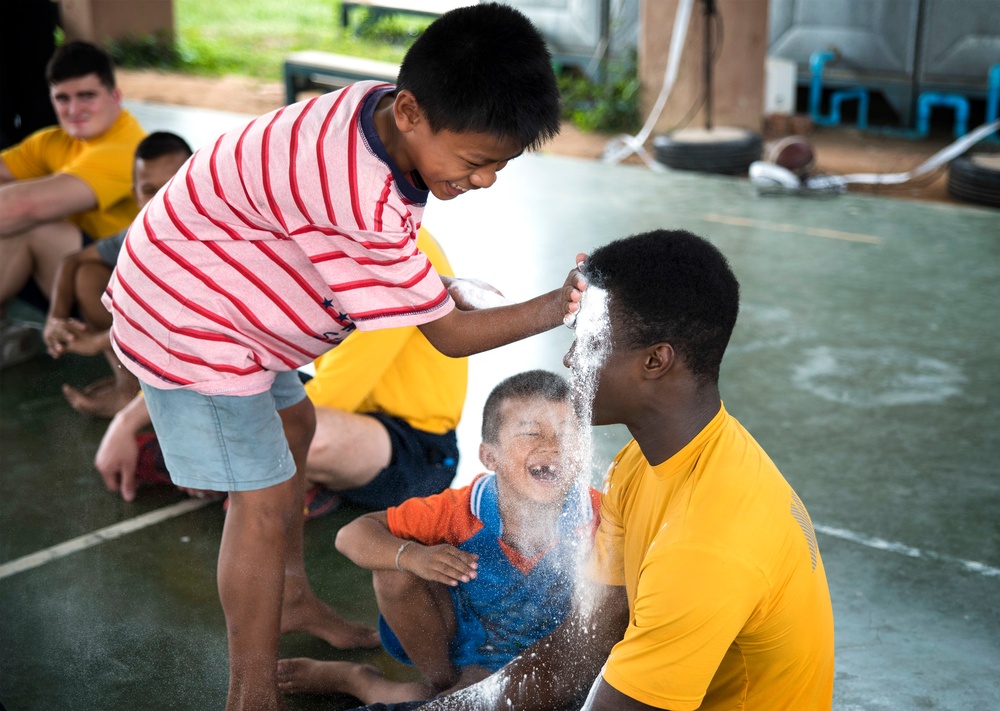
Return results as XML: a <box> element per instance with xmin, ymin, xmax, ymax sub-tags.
<box><xmin>652</xmin><ymin>127</ymin><xmax>763</xmax><ymax>176</ymax></box>
<box><xmin>948</xmin><ymin>151</ymin><xmax>1000</xmax><ymax>208</ymax></box>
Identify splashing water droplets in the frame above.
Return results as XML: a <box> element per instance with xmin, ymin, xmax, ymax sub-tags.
<box><xmin>564</xmin><ymin>286</ymin><xmax>611</xmax><ymax>487</ymax></box>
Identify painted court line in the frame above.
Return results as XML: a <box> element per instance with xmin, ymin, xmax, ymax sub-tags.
<box><xmin>0</xmin><ymin>498</ymin><xmax>214</xmax><ymax>580</ymax></box>
<box><xmin>5</xmin><ymin>501</ymin><xmax>996</xmax><ymax>582</ymax></box>
<box><xmin>703</xmin><ymin>214</ymin><xmax>881</xmax><ymax>244</ymax></box>
<box><xmin>814</xmin><ymin>523</ymin><xmax>1000</xmax><ymax>578</ymax></box>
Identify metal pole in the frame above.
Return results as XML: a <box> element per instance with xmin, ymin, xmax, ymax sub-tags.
<box><xmin>703</xmin><ymin>0</ymin><xmax>716</xmax><ymax>130</ymax></box>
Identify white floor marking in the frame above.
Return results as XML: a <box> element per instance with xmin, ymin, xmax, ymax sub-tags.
<box><xmin>703</xmin><ymin>213</ymin><xmax>881</xmax><ymax>244</ymax></box>
<box><xmin>4</xmin><ymin>501</ymin><xmax>996</xmax><ymax>583</ymax></box>
<box><xmin>814</xmin><ymin>523</ymin><xmax>1000</xmax><ymax>578</ymax></box>
<box><xmin>0</xmin><ymin>498</ymin><xmax>214</xmax><ymax>580</ymax></box>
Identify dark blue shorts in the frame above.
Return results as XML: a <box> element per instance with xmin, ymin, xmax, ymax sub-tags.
<box><xmin>339</xmin><ymin>412</ymin><xmax>459</xmax><ymax>509</ymax></box>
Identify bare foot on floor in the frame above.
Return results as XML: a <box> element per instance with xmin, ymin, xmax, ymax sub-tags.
<box><xmin>280</xmin><ymin>587</ymin><xmax>380</xmax><ymax>650</ymax></box>
<box><xmin>277</xmin><ymin>658</ymin><xmax>431</xmax><ymax>703</ymax></box>
<box><xmin>63</xmin><ymin>377</ymin><xmax>140</xmax><ymax>419</ymax></box>
<box><xmin>276</xmin><ymin>658</ymin><xmax>380</xmax><ymax>695</ymax></box>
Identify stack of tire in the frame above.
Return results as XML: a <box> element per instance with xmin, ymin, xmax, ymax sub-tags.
<box><xmin>948</xmin><ymin>149</ymin><xmax>1000</xmax><ymax>208</ymax></box>
<box><xmin>652</xmin><ymin>127</ymin><xmax>763</xmax><ymax>175</ymax></box>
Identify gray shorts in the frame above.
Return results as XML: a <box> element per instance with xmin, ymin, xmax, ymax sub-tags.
<box><xmin>139</xmin><ymin>370</ymin><xmax>307</xmax><ymax>492</ymax></box>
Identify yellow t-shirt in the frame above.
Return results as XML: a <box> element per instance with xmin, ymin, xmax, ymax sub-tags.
<box><xmin>1</xmin><ymin>109</ymin><xmax>145</xmax><ymax>239</ymax></box>
<box><xmin>590</xmin><ymin>404</ymin><xmax>834</xmax><ymax>710</ymax></box>
<box><xmin>303</xmin><ymin>228</ymin><xmax>467</xmax><ymax>434</ymax></box>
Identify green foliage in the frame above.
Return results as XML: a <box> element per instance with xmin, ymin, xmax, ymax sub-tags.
<box><xmin>109</xmin><ymin>0</ymin><xmax>415</xmax><ymax>79</ymax></box>
<box><xmin>105</xmin><ymin>0</ymin><xmax>640</xmax><ymax>133</ymax></box>
<box><xmin>351</xmin><ymin>9</ymin><xmax>433</xmax><ymax>44</ymax></box>
<box><xmin>106</xmin><ymin>32</ymin><xmax>181</xmax><ymax>70</ymax></box>
<box><xmin>558</xmin><ymin>56</ymin><xmax>641</xmax><ymax>133</ymax></box>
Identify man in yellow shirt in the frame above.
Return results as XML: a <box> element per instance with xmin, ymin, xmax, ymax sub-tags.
<box><xmin>416</xmin><ymin>229</ymin><xmax>834</xmax><ymax>711</ymax></box>
<box><xmin>92</xmin><ymin>228</ymin><xmax>468</xmax><ymax>511</ymax></box>
<box><xmin>300</xmin><ymin>228</ymin><xmax>468</xmax><ymax>514</ymax></box>
<box><xmin>0</xmin><ymin>41</ymin><xmax>145</xmax><ymax>367</ymax></box>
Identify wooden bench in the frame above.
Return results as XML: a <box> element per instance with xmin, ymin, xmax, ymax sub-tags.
<box><xmin>340</xmin><ymin>0</ymin><xmax>476</xmax><ymax>30</ymax></box>
<box><xmin>284</xmin><ymin>50</ymin><xmax>399</xmax><ymax>104</ymax></box>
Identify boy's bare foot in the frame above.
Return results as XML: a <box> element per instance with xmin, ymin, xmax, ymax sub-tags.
<box><xmin>63</xmin><ymin>377</ymin><xmax>140</xmax><ymax>419</ymax></box>
<box><xmin>276</xmin><ymin>658</ymin><xmax>378</xmax><ymax>695</ymax></box>
<box><xmin>280</xmin><ymin>584</ymin><xmax>380</xmax><ymax>649</ymax></box>
<box><xmin>277</xmin><ymin>658</ymin><xmax>432</xmax><ymax>703</ymax></box>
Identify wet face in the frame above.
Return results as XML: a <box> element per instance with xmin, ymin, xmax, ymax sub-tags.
<box><xmin>482</xmin><ymin>397</ymin><xmax>577</xmax><ymax>508</ymax></box>
<box><xmin>50</xmin><ymin>73</ymin><xmax>121</xmax><ymax>140</ymax></box>
<box><xmin>133</xmin><ymin>153</ymin><xmax>189</xmax><ymax>209</ymax></box>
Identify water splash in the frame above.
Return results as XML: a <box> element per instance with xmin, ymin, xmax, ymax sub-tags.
<box><xmin>561</xmin><ymin>286</ymin><xmax>612</xmax><ymax>623</ymax></box>
<box><xmin>449</xmin><ymin>288</ymin><xmax>613</xmax><ymax>708</ymax></box>
<box><xmin>564</xmin><ymin>286</ymin><xmax>611</xmax><ymax>489</ymax></box>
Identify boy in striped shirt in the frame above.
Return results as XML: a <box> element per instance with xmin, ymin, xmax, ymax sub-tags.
<box><xmin>101</xmin><ymin>4</ymin><xmax>583</xmax><ymax>710</ymax></box>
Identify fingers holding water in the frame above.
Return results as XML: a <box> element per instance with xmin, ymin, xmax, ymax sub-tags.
<box><xmin>562</xmin><ymin>253</ymin><xmax>589</xmax><ymax>328</ymax></box>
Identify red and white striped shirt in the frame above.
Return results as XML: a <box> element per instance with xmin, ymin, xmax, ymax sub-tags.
<box><xmin>105</xmin><ymin>82</ymin><xmax>452</xmax><ymax>396</ymax></box>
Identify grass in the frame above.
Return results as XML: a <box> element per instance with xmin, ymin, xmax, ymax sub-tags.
<box><xmin>109</xmin><ymin>0</ymin><xmax>430</xmax><ymax>80</ymax></box>
<box><xmin>106</xmin><ymin>0</ymin><xmax>639</xmax><ymax>133</ymax></box>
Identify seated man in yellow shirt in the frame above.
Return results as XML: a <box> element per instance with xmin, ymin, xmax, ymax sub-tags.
<box><xmin>93</xmin><ymin>228</ymin><xmax>468</xmax><ymax>512</ymax></box>
<box><xmin>411</xmin><ymin>229</ymin><xmax>834</xmax><ymax>711</ymax></box>
<box><xmin>0</xmin><ymin>40</ymin><xmax>145</xmax><ymax>367</ymax></box>
<box><xmin>298</xmin><ymin>228</ymin><xmax>468</xmax><ymax>514</ymax></box>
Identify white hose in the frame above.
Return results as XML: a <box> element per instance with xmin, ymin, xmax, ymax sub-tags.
<box><xmin>808</xmin><ymin>119</ymin><xmax>1000</xmax><ymax>188</ymax></box>
<box><xmin>602</xmin><ymin>0</ymin><xmax>696</xmax><ymax>167</ymax></box>
<box><xmin>749</xmin><ymin>119</ymin><xmax>1000</xmax><ymax>195</ymax></box>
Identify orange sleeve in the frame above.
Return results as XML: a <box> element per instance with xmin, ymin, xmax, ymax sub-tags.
<box><xmin>386</xmin><ymin>476</ymin><xmax>484</xmax><ymax>545</ymax></box>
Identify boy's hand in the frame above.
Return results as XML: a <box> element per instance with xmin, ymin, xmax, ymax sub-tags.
<box><xmin>444</xmin><ymin>276</ymin><xmax>511</xmax><ymax>310</ymax></box>
<box><xmin>561</xmin><ymin>253</ymin><xmax>589</xmax><ymax>327</ymax></box>
<box><xmin>94</xmin><ymin>414</ymin><xmax>140</xmax><ymax>501</ymax></box>
<box><xmin>397</xmin><ymin>541</ymin><xmax>479</xmax><ymax>586</ymax></box>
<box><xmin>63</xmin><ymin>328</ymin><xmax>111</xmax><ymax>356</ymax></box>
<box><xmin>42</xmin><ymin>317</ymin><xmax>87</xmax><ymax>358</ymax></box>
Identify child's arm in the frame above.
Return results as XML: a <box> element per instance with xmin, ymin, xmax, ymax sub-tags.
<box><xmin>417</xmin><ymin>256</ymin><xmax>587</xmax><ymax>358</ymax></box>
<box><xmin>94</xmin><ymin>393</ymin><xmax>152</xmax><ymax>502</ymax></box>
<box><xmin>336</xmin><ymin>511</ymin><xmax>479</xmax><ymax>586</ymax></box>
<box><xmin>43</xmin><ymin>244</ymin><xmax>107</xmax><ymax>358</ymax></box>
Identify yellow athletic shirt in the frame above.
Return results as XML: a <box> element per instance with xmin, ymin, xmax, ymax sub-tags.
<box><xmin>1</xmin><ymin>109</ymin><xmax>145</xmax><ymax>239</ymax></box>
<box><xmin>304</xmin><ymin>228</ymin><xmax>468</xmax><ymax>434</ymax></box>
<box><xmin>590</xmin><ymin>404</ymin><xmax>834</xmax><ymax>710</ymax></box>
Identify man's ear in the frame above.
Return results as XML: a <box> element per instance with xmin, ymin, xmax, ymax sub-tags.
<box><xmin>393</xmin><ymin>90</ymin><xmax>423</xmax><ymax>132</ymax></box>
<box><xmin>479</xmin><ymin>442</ymin><xmax>499</xmax><ymax>472</ymax></box>
<box><xmin>643</xmin><ymin>343</ymin><xmax>675</xmax><ymax>379</ymax></box>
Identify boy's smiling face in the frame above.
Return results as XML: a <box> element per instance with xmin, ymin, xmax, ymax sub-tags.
<box><xmin>482</xmin><ymin>396</ymin><xmax>577</xmax><ymax>509</ymax></box>
<box><xmin>388</xmin><ymin>91</ymin><xmax>524</xmax><ymax>201</ymax></box>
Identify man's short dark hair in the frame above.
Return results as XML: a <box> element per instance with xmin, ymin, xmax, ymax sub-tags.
<box><xmin>46</xmin><ymin>41</ymin><xmax>116</xmax><ymax>89</ymax></box>
<box><xmin>481</xmin><ymin>370</ymin><xmax>570</xmax><ymax>443</ymax></box>
<box><xmin>585</xmin><ymin>230</ymin><xmax>740</xmax><ymax>383</ymax></box>
<box><xmin>135</xmin><ymin>131</ymin><xmax>193</xmax><ymax>162</ymax></box>
<box><xmin>397</xmin><ymin>2</ymin><xmax>561</xmax><ymax>151</ymax></box>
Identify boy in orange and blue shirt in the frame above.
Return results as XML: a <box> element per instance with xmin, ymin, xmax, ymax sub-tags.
<box><xmin>278</xmin><ymin>370</ymin><xmax>601</xmax><ymax>706</ymax></box>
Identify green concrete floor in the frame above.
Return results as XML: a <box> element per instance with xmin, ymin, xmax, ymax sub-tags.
<box><xmin>1</xmin><ymin>102</ymin><xmax>998</xmax><ymax>710</ymax></box>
